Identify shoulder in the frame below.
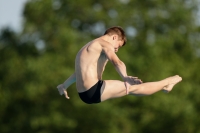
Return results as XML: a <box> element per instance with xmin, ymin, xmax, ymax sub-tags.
<box><xmin>89</xmin><ymin>38</ymin><xmax>113</xmax><ymax>52</ymax></box>
<box><xmin>84</xmin><ymin>39</ymin><xmax>101</xmax><ymax>53</ymax></box>
<box><xmin>96</xmin><ymin>39</ymin><xmax>114</xmax><ymax>53</ymax></box>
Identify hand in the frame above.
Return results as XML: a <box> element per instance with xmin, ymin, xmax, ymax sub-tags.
<box><xmin>132</xmin><ymin>76</ymin><xmax>143</xmax><ymax>85</ymax></box>
<box><xmin>57</xmin><ymin>84</ymin><xmax>70</xmax><ymax>99</ymax></box>
<box><xmin>124</xmin><ymin>76</ymin><xmax>143</xmax><ymax>95</ymax></box>
<box><xmin>124</xmin><ymin>76</ymin><xmax>143</xmax><ymax>85</ymax></box>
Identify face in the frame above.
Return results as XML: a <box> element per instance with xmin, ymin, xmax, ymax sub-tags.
<box><xmin>112</xmin><ymin>35</ymin><xmax>124</xmax><ymax>52</ymax></box>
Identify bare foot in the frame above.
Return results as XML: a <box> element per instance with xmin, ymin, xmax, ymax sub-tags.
<box><xmin>169</xmin><ymin>75</ymin><xmax>182</xmax><ymax>84</ymax></box>
<box><xmin>163</xmin><ymin>75</ymin><xmax>182</xmax><ymax>93</ymax></box>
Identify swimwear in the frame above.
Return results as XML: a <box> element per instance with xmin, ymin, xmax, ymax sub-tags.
<box><xmin>78</xmin><ymin>80</ymin><xmax>104</xmax><ymax>104</ymax></box>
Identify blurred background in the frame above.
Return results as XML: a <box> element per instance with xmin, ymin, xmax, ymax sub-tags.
<box><xmin>1</xmin><ymin>0</ymin><xmax>200</xmax><ymax>133</ymax></box>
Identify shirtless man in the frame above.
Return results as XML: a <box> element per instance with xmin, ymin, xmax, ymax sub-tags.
<box><xmin>57</xmin><ymin>26</ymin><xmax>182</xmax><ymax>104</ymax></box>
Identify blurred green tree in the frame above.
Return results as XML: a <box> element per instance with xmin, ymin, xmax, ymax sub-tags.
<box><xmin>1</xmin><ymin>0</ymin><xmax>200</xmax><ymax>133</ymax></box>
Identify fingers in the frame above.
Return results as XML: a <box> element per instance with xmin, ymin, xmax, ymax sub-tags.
<box><xmin>124</xmin><ymin>76</ymin><xmax>143</xmax><ymax>85</ymax></box>
<box><xmin>133</xmin><ymin>78</ymin><xmax>143</xmax><ymax>84</ymax></box>
<box><xmin>130</xmin><ymin>76</ymin><xmax>143</xmax><ymax>84</ymax></box>
<box><xmin>57</xmin><ymin>84</ymin><xmax>70</xmax><ymax>99</ymax></box>
<box><xmin>131</xmin><ymin>76</ymin><xmax>138</xmax><ymax>79</ymax></box>
<box><xmin>63</xmin><ymin>90</ymin><xmax>70</xmax><ymax>99</ymax></box>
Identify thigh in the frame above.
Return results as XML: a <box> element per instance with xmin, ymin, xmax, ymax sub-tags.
<box><xmin>100</xmin><ymin>80</ymin><xmax>127</xmax><ymax>102</ymax></box>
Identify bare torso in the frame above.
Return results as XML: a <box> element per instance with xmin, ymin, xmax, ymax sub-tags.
<box><xmin>75</xmin><ymin>38</ymin><xmax>108</xmax><ymax>92</ymax></box>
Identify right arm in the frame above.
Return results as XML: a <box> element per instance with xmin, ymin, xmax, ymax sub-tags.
<box><xmin>102</xmin><ymin>43</ymin><xmax>142</xmax><ymax>94</ymax></box>
<box><xmin>102</xmin><ymin>44</ymin><xmax>128</xmax><ymax>80</ymax></box>
<box><xmin>102</xmin><ymin>43</ymin><xmax>131</xmax><ymax>94</ymax></box>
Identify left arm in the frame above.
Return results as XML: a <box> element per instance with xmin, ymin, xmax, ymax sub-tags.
<box><xmin>62</xmin><ymin>73</ymin><xmax>76</xmax><ymax>89</ymax></box>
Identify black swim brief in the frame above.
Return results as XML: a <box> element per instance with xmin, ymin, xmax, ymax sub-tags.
<box><xmin>78</xmin><ymin>80</ymin><xmax>104</xmax><ymax>104</ymax></box>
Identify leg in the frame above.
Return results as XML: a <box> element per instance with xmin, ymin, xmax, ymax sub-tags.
<box><xmin>100</xmin><ymin>80</ymin><xmax>127</xmax><ymax>102</ymax></box>
<box><xmin>100</xmin><ymin>75</ymin><xmax>182</xmax><ymax>102</ymax></box>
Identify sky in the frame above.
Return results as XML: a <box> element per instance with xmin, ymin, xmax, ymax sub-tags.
<box><xmin>0</xmin><ymin>0</ymin><xmax>200</xmax><ymax>33</ymax></box>
<box><xmin>0</xmin><ymin>0</ymin><xmax>27</xmax><ymax>32</ymax></box>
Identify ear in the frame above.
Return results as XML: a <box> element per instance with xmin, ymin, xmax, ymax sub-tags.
<box><xmin>112</xmin><ymin>35</ymin><xmax>117</xmax><ymax>40</ymax></box>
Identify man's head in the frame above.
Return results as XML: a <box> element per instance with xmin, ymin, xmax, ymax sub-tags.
<box><xmin>104</xmin><ymin>26</ymin><xmax>127</xmax><ymax>52</ymax></box>
<box><xmin>104</xmin><ymin>26</ymin><xmax>127</xmax><ymax>46</ymax></box>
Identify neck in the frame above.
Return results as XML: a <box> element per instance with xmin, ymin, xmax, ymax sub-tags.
<box><xmin>100</xmin><ymin>35</ymin><xmax>110</xmax><ymax>41</ymax></box>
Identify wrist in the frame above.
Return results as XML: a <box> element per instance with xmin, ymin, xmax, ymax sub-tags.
<box><xmin>123</xmin><ymin>76</ymin><xmax>128</xmax><ymax>81</ymax></box>
<box><xmin>62</xmin><ymin>83</ymin><xmax>67</xmax><ymax>89</ymax></box>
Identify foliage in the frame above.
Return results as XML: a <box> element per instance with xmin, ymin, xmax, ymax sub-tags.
<box><xmin>1</xmin><ymin>0</ymin><xmax>200</xmax><ymax>133</ymax></box>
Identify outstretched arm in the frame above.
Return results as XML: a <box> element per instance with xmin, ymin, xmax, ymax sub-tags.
<box><xmin>57</xmin><ymin>73</ymin><xmax>76</xmax><ymax>99</ymax></box>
